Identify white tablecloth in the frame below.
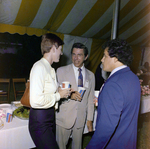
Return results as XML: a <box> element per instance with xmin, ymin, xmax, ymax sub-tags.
<box><xmin>0</xmin><ymin>116</ymin><xmax>35</xmax><ymax>149</ymax></box>
<box><xmin>0</xmin><ymin>106</ymin><xmax>98</xmax><ymax>149</ymax></box>
<box><xmin>141</xmin><ymin>95</ymin><xmax>150</xmax><ymax>114</ymax></box>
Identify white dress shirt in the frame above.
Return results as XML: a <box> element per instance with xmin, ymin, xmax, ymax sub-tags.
<box><xmin>109</xmin><ymin>65</ymin><xmax>127</xmax><ymax>78</ymax></box>
<box><xmin>30</xmin><ymin>58</ymin><xmax>60</xmax><ymax>109</ymax></box>
<box><xmin>100</xmin><ymin>65</ymin><xmax>127</xmax><ymax>93</ymax></box>
<box><xmin>72</xmin><ymin>63</ymin><xmax>85</xmax><ymax>86</ymax></box>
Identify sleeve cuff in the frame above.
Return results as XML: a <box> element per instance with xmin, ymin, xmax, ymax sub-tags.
<box><xmin>55</xmin><ymin>92</ymin><xmax>61</xmax><ymax>102</ymax></box>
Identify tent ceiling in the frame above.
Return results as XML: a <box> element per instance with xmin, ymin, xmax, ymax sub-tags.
<box><xmin>0</xmin><ymin>0</ymin><xmax>150</xmax><ymax>47</ymax></box>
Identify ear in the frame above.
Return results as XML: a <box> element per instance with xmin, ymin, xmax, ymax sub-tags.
<box><xmin>84</xmin><ymin>55</ymin><xmax>88</xmax><ymax>60</ymax></box>
<box><xmin>114</xmin><ymin>57</ymin><xmax>118</xmax><ymax>63</ymax></box>
<box><xmin>52</xmin><ymin>45</ymin><xmax>56</xmax><ymax>53</ymax></box>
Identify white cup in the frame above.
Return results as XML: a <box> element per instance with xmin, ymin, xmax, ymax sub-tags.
<box><xmin>94</xmin><ymin>91</ymin><xmax>99</xmax><ymax>106</ymax></box>
<box><xmin>61</xmin><ymin>81</ymin><xmax>71</xmax><ymax>88</ymax></box>
<box><xmin>78</xmin><ymin>87</ymin><xmax>86</xmax><ymax>97</ymax></box>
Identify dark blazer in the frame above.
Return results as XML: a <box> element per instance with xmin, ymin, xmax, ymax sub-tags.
<box><xmin>87</xmin><ymin>67</ymin><xmax>141</xmax><ymax>149</ymax></box>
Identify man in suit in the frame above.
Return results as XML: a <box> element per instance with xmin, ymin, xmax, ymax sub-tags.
<box><xmin>56</xmin><ymin>43</ymin><xmax>95</xmax><ymax>149</ymax></box>
<box><xmin>86</xmin><ymin>39</ymin><xmax>141</xmax><ymax>149</ymax></box>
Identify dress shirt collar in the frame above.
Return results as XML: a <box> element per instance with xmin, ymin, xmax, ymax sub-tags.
<box><xmin>42</xmin><ymin>57</ymin><xmax>53</xmax><ymax>69</ymax></box>
<box><xmin>42</xmin><ymin>57</ymin><xmax>55</xmax><ymax>79</ymax></box>
<box><xmin>42</xmin><ymin>57</ymin><xmax>51</xmax><ymax>66</ymax></box>
<box><xmin>72</xmin><ymin>63</ymin><xmax>85</xmax><ymax>72</ymax></box>
<box><xmin>109</xmin><ymin>65</ymin><xmax>127</xmax><ymax>78</ymax></box>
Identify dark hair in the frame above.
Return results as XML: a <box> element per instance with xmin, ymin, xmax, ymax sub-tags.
<box><xmin>71</xmin><ymin>42</ymin><xmax>88</xmax><ymax>57</ymax></box>
<box><xmin>41</xmin><ymin>33</ymin><xmax>64</xmax><ymax>55</ymax></box>
<box><xmin>102</xmin><ymin>38</ymin><xmax>133</xmax><ymax>66</ymax></box>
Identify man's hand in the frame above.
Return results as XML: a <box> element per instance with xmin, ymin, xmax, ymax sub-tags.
<box><xmin>87</xmin><ymin>120</ymin><xmax>93</xmax><ymax>132</ymax></box>
<box><xmin>71</xmin><ymin>91</ymin><xmax>82</xmax><ymax>101</ymax></box>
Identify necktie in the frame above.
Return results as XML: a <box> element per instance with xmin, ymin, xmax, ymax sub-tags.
<box><xmin>78</xmin><ymin>68</ymin><xmax>83</xmax><ymax>87</ymax></box>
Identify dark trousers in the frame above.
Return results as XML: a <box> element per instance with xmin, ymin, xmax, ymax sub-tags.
<box><xmin>29</xmin><ymin>107</ymin><xmax>59</xmax><ymax>149</ymax></box>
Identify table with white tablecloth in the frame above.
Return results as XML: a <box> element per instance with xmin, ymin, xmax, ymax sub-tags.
<box><xmin>140</xmin><ymin>95</ymin><xmax>150</xmax><ymax>114</ymax></box>
<box><xmin>0</xmin><ymin>103</ymin><xmax>97</xmax><ymax>149</ymax></box>
<box><xmin>0</xmin><ymin>116</ymin><xmax>35</xmax><ymax>149</ymax></box>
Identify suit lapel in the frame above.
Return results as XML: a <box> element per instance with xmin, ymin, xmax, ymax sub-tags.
<box><xmin>67</xmin><ymin>64</ymin><xmax>78</xmax><ymax>90</ymax></box>
<box><xmin>84</xmin><ymin>69</ymin><xmax>90</xmax><ymax>88</ymax></box>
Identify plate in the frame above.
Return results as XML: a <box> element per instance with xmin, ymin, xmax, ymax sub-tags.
<box><xmin>11</xmin><ymin>101</ymin><xmax>23</xmax><ymax>108</ymax></box>
<box><xmin>13</xmin><ymin>106</ymin><xmax>30</xmax><ymax>120</ymax></box>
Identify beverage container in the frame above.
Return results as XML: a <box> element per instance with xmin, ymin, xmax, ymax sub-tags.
<box><xmin>78</xmin><ymin>87</ymin><xmax>86</xmax><ymax>97</ymax></box>
<box><xmin>94</xmin><ymin>91</ymin><xmax>99</xmax><ymax>106</ymax></box>
<box><xmin>62</xmin><ymin>81</ymin><xmax>71</xmax><ymax>88</ymax></box>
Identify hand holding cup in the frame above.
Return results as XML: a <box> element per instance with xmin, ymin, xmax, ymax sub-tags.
<box><xmin>78</xmin><ymin>87</ymin><xmax>86</xmax><ymax>98</ymax></box>
<box><xmin>71</xmin><ymin>87</ymin><xmax>86</xmax><ymax>102</ymax></box>
<box><xmin>59</xmin><ymin>81</ymin><xmax>72</xmax><ymax>98</ymax></box>
<box><xmin>59</xmin><ymin>88</ymin><xmax>71</xmax><ymax>99</ymax></box>
<box><xmin>71</xmin><ymin>91</ymin><xmax>82</xmax><ymax>101</ymax></box>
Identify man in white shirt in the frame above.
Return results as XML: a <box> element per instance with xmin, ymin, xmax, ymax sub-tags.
<box><xmin>56</xmin><ymin>43</ymin><xmax>95</xmax><ymax>149</ymax></box>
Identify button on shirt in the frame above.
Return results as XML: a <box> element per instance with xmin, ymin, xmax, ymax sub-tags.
<box><xmin>72</xmin><ymin>64</ymin><xmax>85</xmax><ymax>87</ymax></box>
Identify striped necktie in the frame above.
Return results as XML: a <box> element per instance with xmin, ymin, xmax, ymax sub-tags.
<box><xmin>78</xmin><ymin>68</ymin><xmax>83</xmax><ymax>87</ymax></box>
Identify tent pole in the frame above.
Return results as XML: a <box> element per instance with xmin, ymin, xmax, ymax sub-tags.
<box><xmin>111</xmin><ymin>0</ymin><xmax>120</xmax><ymax>40</ymax></box>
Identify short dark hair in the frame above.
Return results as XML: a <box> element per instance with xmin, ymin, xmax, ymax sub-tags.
<box><xmin>71</xmin><ymin>42</ymin><xmax>88</xmax><ymax>57</ymax></box>
<box><xmin>41</xmin><ymin>33</ymin><xmax>64</xmax><ymax>55</ymax></box>
<box><xmin>102</xmin><ymin>38</ymin><xmax>133</xmax><ymax>66</ymax></box>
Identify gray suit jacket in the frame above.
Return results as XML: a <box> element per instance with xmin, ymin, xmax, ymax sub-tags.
<box><xmin>56</xmin><ymin>64</ymin><xmax>95</xmax><ymax>129</ymax></box>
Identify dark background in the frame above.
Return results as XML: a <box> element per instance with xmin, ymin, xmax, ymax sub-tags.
<box><xmin>0</xmin><ymin>32</ymin><xmax>42</xmax><ymax>79</ymax></box>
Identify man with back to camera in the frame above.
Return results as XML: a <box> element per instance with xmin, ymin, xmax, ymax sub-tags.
<box><xmin>56</xmin><ymin>42</ymin><xmax>95</xmax><ymax>149</ymax></box>
<box><xmin>86</xmin><ymin>38</ymin><xmax>141</xmax><ymax>149</ymax></box>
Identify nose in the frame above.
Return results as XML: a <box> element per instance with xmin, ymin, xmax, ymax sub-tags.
<box><xmin>73</xmin><ymin>55</ymin><xmax>78</xmax><ymax>60</ymax></box>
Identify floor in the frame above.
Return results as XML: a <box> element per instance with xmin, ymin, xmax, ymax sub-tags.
<box><xmin>137</xmin><ymin>112</ymin><xmax>150</xmax><ymax>149</ymax></box>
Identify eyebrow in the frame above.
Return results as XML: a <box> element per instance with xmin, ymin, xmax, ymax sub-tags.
<box><xmin>72</xmin><ymin>53</ymin><xmax>83</xmax><ymax>55</ymax></box>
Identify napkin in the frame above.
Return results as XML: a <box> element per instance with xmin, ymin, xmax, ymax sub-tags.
<box><xmin>0</xmin><ymin>109</ymin><xmax>6</xmax><ymax>118</ymax></box>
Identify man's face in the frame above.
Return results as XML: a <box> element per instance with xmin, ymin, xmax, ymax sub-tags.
<box><xmin>71</xmin><ymin>48</ymin><xmax>88</xmax><ymax>68</ymax></box>
<box><xmin>101</xmin><ymin>47</ymin><xmax>116</xmax><ymax>72</ymax></box>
